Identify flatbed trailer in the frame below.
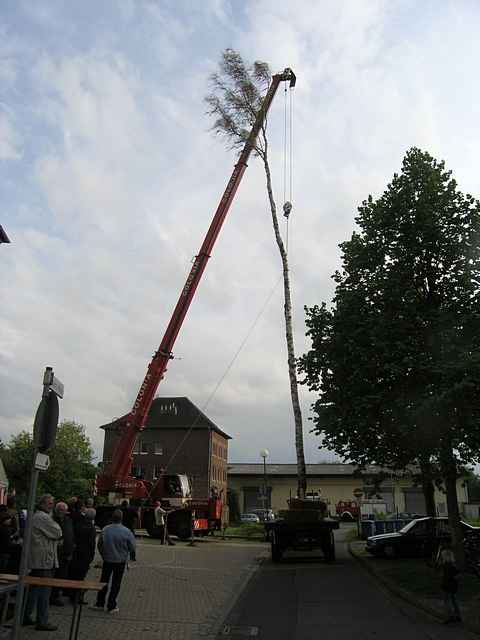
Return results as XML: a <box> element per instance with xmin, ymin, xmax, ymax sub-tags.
<box><xmin>265</xmin><ymin>517</ymin><xmax>339</xmax><ymax>562</ymax></box>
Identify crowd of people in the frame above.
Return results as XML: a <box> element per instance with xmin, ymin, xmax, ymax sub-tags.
<box><xmin>0</xmin><ymin>493</ymin><xmax>137</xmax><ymax>632</ymax></box>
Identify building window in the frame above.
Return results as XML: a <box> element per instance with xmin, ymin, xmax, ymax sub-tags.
<box><xmin>141</xmin><ymin>441</ymin><xmax>149</xmax><ymax>454</ymax></box>
<box><xmin>153</xmin><ymin>464</ymin><xmax>163</xmax><ymax>479</ymax></box>
<box><xmin>132</xmin><ymin>464</ymin><xmax>145</xmax><ymax>479</ymax></box>
<box><xmin>133</xmin><ymin>439</ymin><xmax>141</xmax><ymax>454</ymax></box>
<box><xmin>158</xmin><ymin>402</ymin><xmax>178</xmax><ymax>415</ymax></box>
<box><xmin>154</xmin><ymin>442</ymin><xmax>163</xmax><ymax>455</ymax></box>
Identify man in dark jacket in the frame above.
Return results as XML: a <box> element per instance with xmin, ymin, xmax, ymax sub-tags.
<box><xmin>0</xmin><ymin>512</ymin><xmax>20</xmax><ymax>573</ymax></box>
<box><xmin>68</xmin><ymin>508</ymin><xmax>96</xmax><ymax>605</ymax></box>
<box><xmin>50</xmin><ymin>502</ymin><xmax>75</xmax><ymax>606</ymax></box>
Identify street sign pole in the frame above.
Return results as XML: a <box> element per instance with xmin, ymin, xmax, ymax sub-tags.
<box><xmin>12</xmin><ymin>367</ymin><xmax>64</xmax><ymax>640</ymax></box>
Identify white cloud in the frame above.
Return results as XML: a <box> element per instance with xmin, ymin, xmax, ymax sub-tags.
<box><xmin>2</xmin><ymin>0</ymin><xmax>480</xmax><ymax>470</ymax></box>
<box><xmin>0</xmin><ymin>111</ymin><xmax>22</xmax><ymax>159</ymax></box>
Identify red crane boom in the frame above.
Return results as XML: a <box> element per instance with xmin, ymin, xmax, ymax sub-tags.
<box><xmin>97</xmin><ymin>67</ymin><xmax>296</xmax><ymax>496</ymax></box>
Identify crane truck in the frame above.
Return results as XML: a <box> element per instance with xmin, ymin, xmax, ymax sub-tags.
<box><xmin>95</xmin><ymin>67</ymin><xmax>297</xmax><ymax>539</ymax></box>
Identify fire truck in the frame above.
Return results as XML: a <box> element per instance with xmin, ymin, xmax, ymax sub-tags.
<box><xmin>95</xmin><ymin>67</ymin><xmax>297</xmax><ymax>539</ymax></box>
<box><xmin>335</xmin><ymin>500</ymin><xmax>360</xmax><ymax>522</ymax></box>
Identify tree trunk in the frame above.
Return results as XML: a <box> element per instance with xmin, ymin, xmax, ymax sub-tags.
<box><xmin>262</xmin><ymin>155</ymin><xmax>307</xmax><ymax>498</ymax></box>
<box><xmin>419</xmin><ymin>457</ymin><xmax>436</xmax><ymax>518</ymax></box>
<box><xmin>440</xmin><ymin>440</ymin><xmax>465</xmax><ymax>568</ymax></box>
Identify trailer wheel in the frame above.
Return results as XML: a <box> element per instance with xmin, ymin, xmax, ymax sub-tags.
<box><xmin>321</xmin><ymin>530</ymin><xmax>336</xmax><ymax>562</ymax></box>
<box><xmin>271</xmin><ymin>532</ymin><xmax>283</xmax><ymax>563</ymax></box>
<box><xmin>176</xmin><ymin>524</ymin><xmax>192</xmax><ymax>540</ymax></box>
<box><xmin>146</xmin><ymin>525</ymin><xmax>163</xmax><ymax>539</ymax></box>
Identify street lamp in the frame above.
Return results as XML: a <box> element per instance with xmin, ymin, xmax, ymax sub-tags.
<box><xmin>260</xmin><ymin>449</ymin><xmax>269</xmax><ymax>519</ymax></box>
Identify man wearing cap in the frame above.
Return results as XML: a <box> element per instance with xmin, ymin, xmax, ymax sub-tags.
<box><xmin>50</xmin><ymin>501</ymin><xmax>75</xmax><ymax>606</ymax></box>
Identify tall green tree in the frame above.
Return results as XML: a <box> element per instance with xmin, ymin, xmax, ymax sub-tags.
<box><xmin>206</xmin><ymin>50</ymin><xmax>307</xmax><ymax>497</ymax></box>
<box><xmin>3</xmin><ymin>420</ymin><xmax>96</xmax><ymax>504</ymax></box>
<box><xmin>299</xmin><ymin>148</ymin><xmax>480</xmax><ymax>563</ymax></box>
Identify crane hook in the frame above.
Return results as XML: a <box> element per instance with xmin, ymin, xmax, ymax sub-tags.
<box><xmin>283</xmin><ymin>201</ymin><xmax>292</xmax><ymax>218</ymax></box>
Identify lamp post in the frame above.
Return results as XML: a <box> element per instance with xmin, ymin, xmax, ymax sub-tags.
<box><xmin>260</xmin><ymin>449</ymin><xmax>269</xmax><ymax>520</ymax></box>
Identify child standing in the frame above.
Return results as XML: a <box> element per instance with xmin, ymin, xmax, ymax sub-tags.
<box><xmin>438</xmin><ymin>545</ymin><xmax>461</xmax><ymax>624</ymax></box>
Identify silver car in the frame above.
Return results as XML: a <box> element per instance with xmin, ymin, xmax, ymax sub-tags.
<box><xmin>240</xmin><ymin>513</ymin><xmax>260</xmax><ymax>523</ymax></box>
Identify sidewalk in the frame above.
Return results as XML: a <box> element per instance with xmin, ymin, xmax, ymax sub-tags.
<box><xmin>16</xmin><ymin>539</ymin><xmax>268</xmax><ymax>640</ymax></box>
<box><xmin>349</xmin><ymin>540</ymin><xmax>480</xmax><ymax>634</ymax></box>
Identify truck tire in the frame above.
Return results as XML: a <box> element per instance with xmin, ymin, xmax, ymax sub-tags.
<box><xmin>95</xmin><ymin>505</ymin><xmax>115</xmax><ymax>529</ymax></box>
<box><xmin>147</xmin><ymin>526</ymin><xmax>163</xmax><ymax>539</ymax></box>
<box><xmin>176</xmin><ymin>524</ymin><xmax>192</xmax><ymax>540</ymax></box>
<box><xmin>321</xmin><ymin>530</ymin><xmax>336</xmax><ymax>562</ymax></box>
<box><xmin>271</xmin><ymin>532</ymin><xmax>283</xmax><ymax>563</ymax></box>
<box><xmin>168</xmin><ymin>510</ymin><xmax>192</xmax><ymax>540</ymax></box>
<box><xmin>341</xmin><ymin>511</ymin><xmax>354</xmax><ymax>522</ymax></box>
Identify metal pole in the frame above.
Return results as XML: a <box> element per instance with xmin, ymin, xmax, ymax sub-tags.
<box><xmin>263</xmin><ymin>457</ymin><xmax>267</xmax><ymax>519</ymax></box>
<box><xmin>12</xmin><ymin>369</ymin><xmax>53</xmax><ymax>640</ymax></box>
<box><xmin>11</xmin><ymin>454</ymin><xmax>39</xmax><ymax>639</ymax></box>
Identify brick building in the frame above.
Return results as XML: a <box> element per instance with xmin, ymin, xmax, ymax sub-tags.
<box><xmin>101</xmin><ymin>397</ymin><xmax>230</xmax><ymax>498</ymax></box>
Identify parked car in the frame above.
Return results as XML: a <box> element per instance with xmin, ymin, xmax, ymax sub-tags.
<box><xmin>250</xmin><ymin>509</ymin><xmax>275</xmax><ymax>522</ymax></box>
<box><xmin>240</xmin><ymin>513</ymin><xmax>260</xmax><ymax>524</ymax></box>
<box><xmin>366</xmin><ymin>517</ymin><xmax>480</xmax><ymax>558</ymax></box>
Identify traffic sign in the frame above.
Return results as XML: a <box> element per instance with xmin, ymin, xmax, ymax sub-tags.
<box><xmin>34</xmin><ymin>453</ymin><xmax>50</xmax><ymax>471</ymax></box>
<box><xmin>33</xmin><ymin>390</ymin><xmax>59</xmax><ymax>453</ymax></box>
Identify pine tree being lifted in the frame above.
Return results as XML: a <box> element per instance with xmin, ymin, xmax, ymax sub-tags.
<box><xmin>206</xmin><ymin>50</ymin><xmax>307</xmax><ymax>498</ymax></box>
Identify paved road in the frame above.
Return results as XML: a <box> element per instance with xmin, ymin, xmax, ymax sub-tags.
<box><xmin>221</xmin><ymin>525</ymin><xmax>478</xmax><ymax>640</ymax></box>
<box><xmin>18</xmin><ymin>538</ymin><xmax>267</xmax><ymax>640</ymax></box>
<box><xmin>15</xmin><ymin>528</ymin><xmax>478</xmax><ymax>640</ymax></box>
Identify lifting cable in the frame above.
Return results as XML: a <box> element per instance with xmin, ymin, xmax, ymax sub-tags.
<box><xmin>161</xmin><ymin>80</ymin><xmax>296</xmax><ymax>480</ymax></box>
<box><xmin>162</xmin><ymin>274</ymin><xmax>283</xmax><ymax>475</ymax></box>
<box><xmin>282</xmin><ymin>83</ymin><xmax>294</xmax><ymax>254</ymax></box>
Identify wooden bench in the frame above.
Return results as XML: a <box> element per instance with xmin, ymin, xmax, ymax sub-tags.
<box><xmin>0</xmin><ymin>574</ymin><xmax>105</xmax><ymax>640</ymax></box>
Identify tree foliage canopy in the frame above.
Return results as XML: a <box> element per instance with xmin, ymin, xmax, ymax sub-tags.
<box><xmin>205</xmin><ymin>48</ymin><xmax>271</xmax><ymax>156</ymax></box>
<box><xmin>2</xmin><ymin>420</ymin><xmax>96</xmax><ymax>504</ymax></box>
<box><xmin>299</xmin><ymin>148</ymin><xmax>480</xmax><ymax>470</ymax></box>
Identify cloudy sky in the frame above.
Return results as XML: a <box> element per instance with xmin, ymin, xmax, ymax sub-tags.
<box><xmin>1</xmin><ymin>1</ymin><xmax>480</xmax><ymax>467</ymax></box>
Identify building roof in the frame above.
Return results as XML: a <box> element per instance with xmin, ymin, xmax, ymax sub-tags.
<box><xmin>100</xmin><ymin>396</ymin><xmax>231</xmax><ymax>440</ymax></box>
<box><xmin>228</xmin><ymin>463</ymin><xmax>396</xmax><ymax>477</ymax></box>
<box><xmin>0</xmin><ymin>226</ymin><xmax>10</xmax><ymax>244</ymax></box>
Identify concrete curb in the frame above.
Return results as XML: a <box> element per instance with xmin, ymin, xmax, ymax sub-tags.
<box><xmin>135</xmin><ymin>530</ymin><xmax>266</xmax><ymax>543</ymax></box>
<box><xmin>204</xmin><ymin>554</ymin><xmax>267</xmax><ymax>639</ymax></box>
<box><xmin>348</xmin><ymin>542</ymin><xmax>480</xmax><ymax>636</ymax></box>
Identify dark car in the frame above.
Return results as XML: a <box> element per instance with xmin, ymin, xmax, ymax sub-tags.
<box><xmin>366</xmin><ymin>517</ymin><xmax>480</xmax><ymax>558</ymax></box>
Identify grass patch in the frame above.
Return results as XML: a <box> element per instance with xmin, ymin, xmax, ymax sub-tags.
<box><xmin>355</xmin><ymin>549</ymin><xmax>480</xmax><ymax>629</ymax></box>
<box><xmin>224</xmin><ymin>523</ymin><xmax>265</xmax><ymax>538</ymax></box>
<box><xmin>466</xmin><ymin>517</ymin><xmax>480</xmax><ymax>527</ymax></box>
<box><xmin>379</xmin><ymin>561</ymin><xmax>480</xmax><ymax>600</ymax></box>
<box><xmin>343</xmin><ymin>527</ymin><xmax>361</xmax><ymax>543</ymax></box>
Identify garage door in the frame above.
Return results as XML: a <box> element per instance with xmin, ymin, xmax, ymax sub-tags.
<box><xmin>378</xmin><ymin>489</ymin><xmax>394</xmax><ymax>513</ymax></box>
<box><xmin>403</xmin><ymin>488</ymin><xmax>426</xmax><ymax>514</ymax></box>
<box><xmin>243</xmin><ymin>486</ymin><xmax>271</xmax><ymax>512</ymax></box>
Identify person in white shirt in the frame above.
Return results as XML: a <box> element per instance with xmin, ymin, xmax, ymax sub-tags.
<box><xmin>154</xmin><ymin>501</ymin><xmax>175</xmax><ymax>546</ymax></box>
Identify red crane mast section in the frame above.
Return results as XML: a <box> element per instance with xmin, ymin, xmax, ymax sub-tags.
<box><xmin>98</xmin><ymin>67</ymin><xmax>296</xmax><ymax>496</ymax></box>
